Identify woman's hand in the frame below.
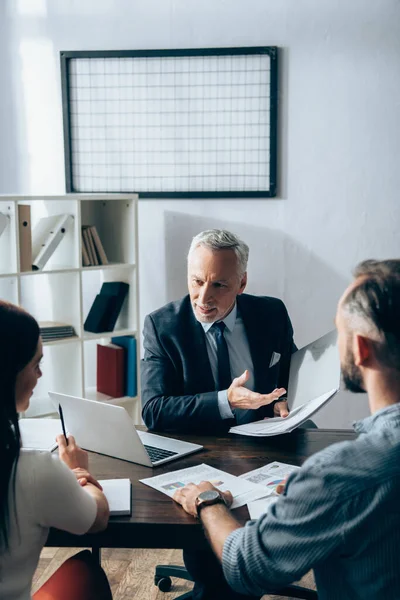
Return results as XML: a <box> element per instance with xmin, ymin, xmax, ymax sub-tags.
<box><xmin>57</xmin><ymin>434</ymin><xmax>89</xmax><ymax>471</ymax></box>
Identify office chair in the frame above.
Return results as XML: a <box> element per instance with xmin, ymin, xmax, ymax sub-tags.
<box><xmin>154</xmin><ymin>564</ymin><xmax>318</xmax><ymax>599</ymax></box>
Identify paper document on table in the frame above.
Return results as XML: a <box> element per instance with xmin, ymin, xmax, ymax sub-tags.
<box><xmin>20</xmin><ymin>418</ymin><xmax>61</xmax><ymax>451</ymax></box>
<box><xmin>247</xmin><ymin>497</ymin><xmax>278</xmax><ymax>519</ymax></box>
<box><xmin>229</xmin><ymin>388</ymin><xmax>338</xmax><ymax>436</ymax></box>
<box><xmin>140</xmin><ymin>463</ymin><xmax>268</xmax><ymax>509</ymax></box>
<box><xmin>241</xmin><ymin>461</ymin><xmax>300</xmax><ymax>518</ymax></box>
<box><xmin>240</xmin><ymin>461</ymin><xmax>300</xmax><ymax>489</ymax></box>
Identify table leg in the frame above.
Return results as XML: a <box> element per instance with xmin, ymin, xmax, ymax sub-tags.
<box><xmin>91</xmin><ymin>546</ymin><xmax>101</xmax><ymax>565</ymax></box>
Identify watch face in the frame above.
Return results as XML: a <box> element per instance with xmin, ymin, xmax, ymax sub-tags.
<box><xmin>198</xmin><ymin>490</ymin><xmax>220</xmax><ymax>502</ymax></box>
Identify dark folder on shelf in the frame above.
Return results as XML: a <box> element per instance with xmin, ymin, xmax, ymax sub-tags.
<box><xmin>84</xmin><ymin>294</ymin><xmax>117</xmax><ymax>333</ymax></box>
<box><xmin>84</xmin><ymin>281</ymin><xmax>129</xmax><ymax>333</ymax></box>
<box><xmin>100</xmin><ymin>282</ymin><xmax>129</xmax><ymax>331</ymax></box>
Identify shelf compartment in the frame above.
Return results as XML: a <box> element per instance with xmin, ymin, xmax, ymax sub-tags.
<box><xmin>0</xmin><ymin>276</ymin><xmax>19</xmax><ymax>305</ymax></box>
<box><xmin>80</xmin><ymin>199</ymin><xmax>136</xmax><ymax>265</ymax></box>
<box><xmin>20</xmin><ymin>271</ymin><xmax>81</xmax><ymax>336</ymax></box>
<box><xmin>81</xmin><ymin>266</ymin><xmax>137</xmax><ymax>335</ymax></box>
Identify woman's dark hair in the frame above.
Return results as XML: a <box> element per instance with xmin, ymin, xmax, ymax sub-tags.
<box><xmin>0</xmin><ymin>301</ymin><xmax>40</xmax><ymax>550</ymax></box>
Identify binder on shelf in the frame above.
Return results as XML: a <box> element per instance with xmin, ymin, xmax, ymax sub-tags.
<box><xmin>17</xmin><ymin>205</ymin><xmax>32</xmax><ymax>272</ymax></box>
<box><xmin>0</xmin><ymin>212</ymin><xmax>10</xmax><ymax>237</ymax></box>
<box><xmin>97</xmin><ymin>343</ymin><xmax>125</xmax><ymax>397</ymax></box>
<box><xmin>111</xmin><ymin>335</ymin><xmax>137</xmax><ymax>397</ymax></box>
<box><xmin>32</xmin><ymin>214</ymin><xmax>74</xmax><ymax>271</ymax></box>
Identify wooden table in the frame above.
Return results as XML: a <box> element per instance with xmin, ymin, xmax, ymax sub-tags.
<box><xmin>46</xmin><ymin>429</ymin><xmax>356</xmax><ymax>554</ymax></box>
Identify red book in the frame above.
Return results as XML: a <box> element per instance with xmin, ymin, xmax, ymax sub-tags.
<box><xmin>97</xmin><ymin>344</ymin><xmax>125</xmax><ymax>397</ymax></box>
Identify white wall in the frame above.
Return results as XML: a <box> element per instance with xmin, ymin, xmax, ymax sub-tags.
<box><xmin>2</xmin><ymin>0</ymin><xmax>400</xmax><ymax>427</ymax></box>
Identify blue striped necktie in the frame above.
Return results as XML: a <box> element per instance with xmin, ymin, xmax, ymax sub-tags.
<box><xmin>211</xmin><ymin>321</ymin><xmax>232</xmax><ymax>391</ymax></box>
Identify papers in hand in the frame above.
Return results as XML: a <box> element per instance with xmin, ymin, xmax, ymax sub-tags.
<box><xmin>229</xmin><ymin>388</ymin><xmax>338</xmax><ymax>437</ymax></box>
<box><xmin>140</xmin><ymin>464</ymin><xmax>269</xmax><ymax>509</ymax></box>
<box><xmin>98</xmin><ymin>479</ymin><xmax>132</xmax><ymax>516</ymax></box>
<box><xmin>240</xmin><ymin>461</ymin><xmax>300</xmax><ymax>519</ymax></box>
<box><xmin>20</xmin><ymin>418</ymin><xmax>62</xmax><ymax>451</ymax></box>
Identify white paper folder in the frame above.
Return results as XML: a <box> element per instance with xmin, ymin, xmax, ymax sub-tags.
<box><xmin>230</xmin><ymin>330</ymin><xmax>340</xmax><ymax>437</ymax></box>
<box><xmin>32</xmin><ymin>214</ymin><xmax>74</xmax><ymax>270</ymax></box>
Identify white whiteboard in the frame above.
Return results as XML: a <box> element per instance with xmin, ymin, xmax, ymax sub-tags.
<box><xmin>63</xmin><ymin>49</ymin><xmax>277</xmax><ymax>197</ymax></box>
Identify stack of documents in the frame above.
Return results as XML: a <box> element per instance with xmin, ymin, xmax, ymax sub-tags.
<box><xmin>40</xmin><ymin>321</ymin><xmax>77</xmax><ymax>343</ymax></box>
<box><xmin>230</xmin><ymin>330</ymin><xmax>340</xmax><ymax>437</ymax></box>
<box><xmin>140</xmin><ymin>464</ymin><xmax>270</xmax><ymax>509</ymax></box>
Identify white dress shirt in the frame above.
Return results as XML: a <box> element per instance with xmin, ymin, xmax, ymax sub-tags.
<box><xmin>201</xmin><ymin>303</ymin><xmax>255</xmax><ymax>419</ymax></box>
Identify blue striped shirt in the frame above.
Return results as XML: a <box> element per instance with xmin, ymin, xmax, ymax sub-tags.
<box><xmin>222</xmin><ymin>403</ymin><xmax>400</xmax><ymax>599</ymax></box>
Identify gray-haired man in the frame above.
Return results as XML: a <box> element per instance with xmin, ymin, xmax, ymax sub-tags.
<box><xmin>175</xmin><ymin>259</ymin><xmax>400</xmax><ymax>599</ymax></box>
<box><xmin>141</xmin><ymin>229</ymin><xmax>295</xmax><ymax>434</ymax></box>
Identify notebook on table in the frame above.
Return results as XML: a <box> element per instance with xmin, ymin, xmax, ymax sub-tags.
<box><xmin>99</xmin><ymin>479</ymin><xmax>132</xmax><ymax>516</ymax></box>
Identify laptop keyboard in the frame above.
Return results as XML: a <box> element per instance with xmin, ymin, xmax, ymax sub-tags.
<box><xmin>144</xmin><ymin>444</ymin><xmax>178</xmax><ymax>463</ymax></box>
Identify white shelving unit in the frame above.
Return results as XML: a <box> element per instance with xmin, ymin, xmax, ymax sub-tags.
<box><xmin>0</xmin><ymin>194</ymin><xmax>141</xmax><ymax>422</ymax></box>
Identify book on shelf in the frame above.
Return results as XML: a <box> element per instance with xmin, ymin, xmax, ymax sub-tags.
<box><xmin>81</xmin><ymin>225</ymin><xmax>108</xmax><ymax>267</ymax></box>
<box><xmin>111</xmin><ymin>335</ymin><xmax>137</xmax><ymax>397</ymax></box>
<box><xmin>90</xmin><ymin>226</ymin><xmax>108</xmax><ymax>265</ymax></box>
<box><xmin>32</xmin><ymin>214</ymin><xmax>74</xmax><ymax>271</ymax></box>
<box><xmin>0</xmin><ymin>212</ymin><xmax>10</xmax><ymax>237</ymax></box>
<box><xmin>17</xmin><ymin>205</ymin><xmax>32</xmax><ymax>272</ymax></box>
<box><xmin>84</xmin><ymin>281</ymin><xmax>129</xmax><ymax>333</ymax></box>
<box><xmin>97</xmin><ymin>343</ymin><xmax>125</xmax><ymax>397</ymax></box>
<box><xmin>86</xmin><ymin>226</ymin><xmax>99</xmax><ymax>265</ymax></box>
<box><xmin>39</xmin><ymin>321</ymin><xmax>77</xmax><ymax>342</ymax></box>
<box><xmin>81</xmin><ymin>233</ymin><xmax>91</xmax><ymax>266</ymax></box>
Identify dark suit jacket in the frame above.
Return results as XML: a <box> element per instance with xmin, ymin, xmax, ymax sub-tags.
<box><xmin>141</xmin><ymin>293</ymin><xmax>295</xmax><ymax>433</ymax></box>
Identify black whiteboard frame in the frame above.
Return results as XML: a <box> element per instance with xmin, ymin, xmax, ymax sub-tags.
<box><xmin>60</xmin><ymin>46</ymin><xmax>278</xmax><ymax>199</ymax></box>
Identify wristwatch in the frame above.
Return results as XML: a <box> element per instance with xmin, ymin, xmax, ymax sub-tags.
<box><xmin>195</xmin><ymin>489</ymin><xmax>226</xmax><ymax>517</ymax></box>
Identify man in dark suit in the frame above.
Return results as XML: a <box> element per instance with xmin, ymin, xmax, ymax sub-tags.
<box><xmin>141</xmin><ymin>229</ymin><xmax>294</xmax><ymax>434</ymax></box>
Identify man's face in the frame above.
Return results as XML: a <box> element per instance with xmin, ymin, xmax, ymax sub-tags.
<box><xmin>188</xmin><ymin>245</ymin><xmax>247</xmax><ymax>323</ymax></box>
<box><xmin>336</xmin><ymin>292</ymin><xmax>365</xmax><ymax>394</ymax></box>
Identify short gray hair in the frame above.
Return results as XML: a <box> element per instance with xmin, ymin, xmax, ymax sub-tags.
<box><xmin>188</xmin><ymin>229</ymin><xmax>249</xmax><ymax>277</ymax></box>
<box><xmin>342</xmin><ymin>259</ymin><xmax>400</xmax><ymax>371</ymax></box>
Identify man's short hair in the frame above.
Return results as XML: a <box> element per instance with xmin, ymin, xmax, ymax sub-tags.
<box><xmin>188</xmin><ymin>229</ymin><xmax>249</xmax><ymax>277</ymax></box>
<box><xmin>342</xmin><ymin>259</ymin><xmax>400</xmax><ymax>371</ymax></box>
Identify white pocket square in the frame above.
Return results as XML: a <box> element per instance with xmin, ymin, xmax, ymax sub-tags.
<box><xmin>269</xmin><ymin>351</ymin><xmax>281</xmax><ymax>368</ymax></box>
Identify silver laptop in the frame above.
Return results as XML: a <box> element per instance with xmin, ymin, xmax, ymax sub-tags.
<box><xmin>49</xmin><ymin>392</ymin><xmax>203</xmax><ymax>467</ymax></box>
